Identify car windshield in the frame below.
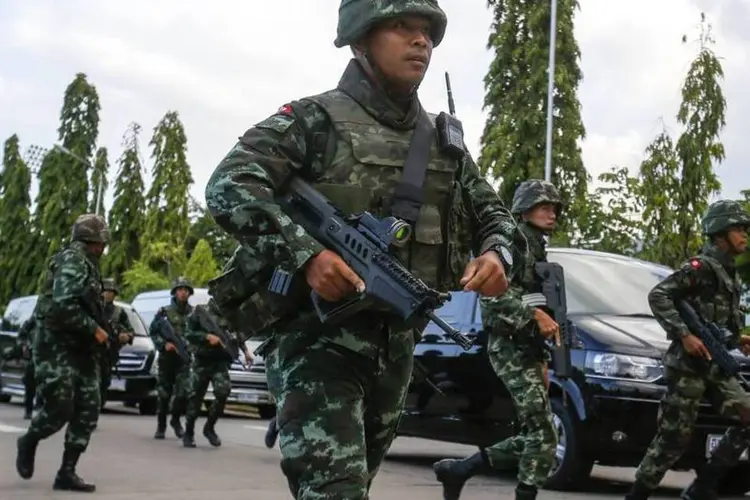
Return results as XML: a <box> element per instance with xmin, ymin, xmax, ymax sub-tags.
<box><xmin>548</xmin><ymin>251</ymin><xmax>673</xmax><ymax>316</ymax></box>
<box><xmin>122</xmin><ymin>306</ymin><xmax>149</xmax><ymax>337</ymax></box>
<box><xmin>1</xmin><ymin>296</ymin><xmax>39</xmax><ymax>332</ymax></box>
<box><xmin>132</xmin><ymin>290</ymin><xmax>211</xmax><ymax>329</ymax></box>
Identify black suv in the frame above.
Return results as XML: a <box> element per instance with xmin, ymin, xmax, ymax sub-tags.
<box><xmin>0</xmin><ymin>295</ymin><xmax>158</xmax><ymax>415</ymax></box>
<box><xmin>397</xmin><ymin>248</ymin><xmax>750</xmax><ymax>495</ymax></box>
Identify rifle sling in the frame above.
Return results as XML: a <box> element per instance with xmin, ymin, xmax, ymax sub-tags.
<box><xmin>390</xmin><ymin>109</ymin><xmax>434</xmax><ymax>225</ymax></box>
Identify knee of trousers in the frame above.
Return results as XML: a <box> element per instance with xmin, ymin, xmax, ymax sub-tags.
<box><xmin>526</xmin><ymin>414</ymin><xmax>558</xmax><ymax>460</ymax></box>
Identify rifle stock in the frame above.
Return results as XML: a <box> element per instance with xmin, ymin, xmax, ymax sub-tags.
<box><xmin>676</xmin><ymin>300</ymin><xmax>740</xmax><ymax>376</ymax></box>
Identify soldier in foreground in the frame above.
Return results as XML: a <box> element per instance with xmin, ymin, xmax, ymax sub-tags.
<box><xmin>15</xmin><ymin>214</ymin><xmax>111</xmax><ymax>492</ymax></box>
<box><xmin>98</xmin><ymin>278</ymin><xmax>135</xmax><ymax>408</ymax></box>
<box><xmin>204</xmin><ymin>0</ymin><xmax>521</xmax><ymax>496</ymax></box>
<box><xmin>149</xmin><ymin>277</ymin><xmax>194</xmax><ymax>440</ymax></box>
<box><xmin>434</xmin><ymin>181</ymin><xmax>562</xmax><ymax>500</ymax></box>
<box><xmin>182</xmin><ymin>299</ymin><xmax>252</xmax><ymax>448</ymax></box>
<box><xmin>625</xmin><ymin>200</ymin><xmax>750</xmax><ymax>500</ymax></box>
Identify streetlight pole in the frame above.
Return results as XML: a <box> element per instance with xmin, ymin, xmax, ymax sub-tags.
<box><xmin>544</xmin><ymin>0</ymin><xmax>558</xmax><ymax>182</ymax></box>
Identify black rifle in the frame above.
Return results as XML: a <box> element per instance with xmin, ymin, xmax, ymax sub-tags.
<box><xmin>153</xmin><ymin>309</ymin><xmax>191</xmax><ymax>363</ymax></box>
<box><xmin>676</xmin><ymin>300</ymin><xmax>740</xmax><ymax>377</ymax></box>
<box><xmin>81</xmin><ymin>287</ymin><xmax>121</xmax><ymax>378</ymax></box>
<box><xmin>192</xmin><ymin>307</ymin><xmax>240</xmax><ymax>362</ymax></box>
<box><xmin>267</xmin><ymin>176</ymin><xmax>473</xmax><ymax>350</ymax></box>
<box><xmin>522</xmin><ymin>262</ymin><xmax>573</xmax><ymax>378</ymax></box>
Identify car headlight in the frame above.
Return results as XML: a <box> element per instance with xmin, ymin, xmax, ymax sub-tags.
<box><xmin>584</xmin><ymin>351</ymin><xmax>663</xmax><ymax>382</ymax></box>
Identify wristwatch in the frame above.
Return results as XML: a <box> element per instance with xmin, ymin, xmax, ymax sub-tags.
<box><xmin>487</xmin><ymin>244</ymin><xmax>513</xmax><ymax>272</ymax></box>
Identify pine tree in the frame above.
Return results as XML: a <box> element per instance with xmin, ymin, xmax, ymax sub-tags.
<box><xmin>103</xmin><ymin>123</ymin><xmax>146</xmax><ymax>282</ymax></box>
<box><xmin>89</xmin><ymin>147</ymin><xmax>109</xmax><ymax>215</ymax></box>
<box><xmin>183</xmin><ymin>239</ymin><xmax>219</xmax><ymax>286</ymax></box>
<box><xmin>0</xmin><ymin>135</ymin><xmax>33</xmax><ymax>304</ymax></box>
<box><xmin>478</xmin><ymin>0</ymin><xmax>589</xmax><ymax>243</ymax></box>
<box><xmin>30</xmin><ymin>73</ymin><xmax>100</xmax><ymax>285</ymax></box>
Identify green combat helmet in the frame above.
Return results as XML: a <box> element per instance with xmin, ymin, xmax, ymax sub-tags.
<box><xmin>171</xmin><ymin>276</ymin><xmax>194</xmax><ymax>296</ymax></box>
<box><xmin>102</xmin><ymin>278</ymin><xmax>119</xmax><ymax>294</ymax></box>
<box><xmin>701</xmin><ymin>200</ymin><xmax>750</xmax><ymax>236</ymax></box>
<box><xmin>334</xmin><ymin>0</ymin><xmax>448</xmax><ymax>48</ymax></box>
<box><xmin>71</xmin><ymin>213</ymin><xmax>110</xmax><ymax>243</ymax></box>
<box><xmin>511</xmin><ymin>180</ymin><xmax>563</xmax><ymax>217</ymax></box>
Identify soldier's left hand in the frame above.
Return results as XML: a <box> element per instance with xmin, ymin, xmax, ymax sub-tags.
<box><xmin>118</xmin><ymin>333</ymin><xmax>131</xmax><ymax>344</ymax></box>
<box><xmin>460</xmin><ymin>251</ymin><xmax>508</xmax><ymax>297</ymax></box>
<box><xmin>740</xmin><ymin>336</ymin><xmax>750</xmax><ymax>356</ymax></box>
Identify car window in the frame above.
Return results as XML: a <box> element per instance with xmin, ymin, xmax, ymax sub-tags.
<box><xmin>548</xmin><ymin>251</ymin><xmax>673</xmax><ymax>316</ymax></box>
<box><xmin>132</xmin><ymin>290</ymin><xmax>211</xmax><ymax>329</ymax></box>
<box><xmin>122</xmin><ymin>307</ymin><xmax>149</xmax><ymax>337</ymax></box>
<box><xmin>1</xmin><ymin>296</ymin><xmax>39</xmax><ymax>332</ymax></box>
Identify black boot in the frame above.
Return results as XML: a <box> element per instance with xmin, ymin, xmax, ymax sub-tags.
<box><xmin>264</xmin><ymin>417</ymin><xmax>279</xmax><ymax>449</ymax></box>
<box><xmin>53</xmin><ymin>448</ymin><xmax>95</xmax><ymax>492</ymax></box>
<box><xmin>23</xmin><ymin>392</ymin><xmax>34</xmax><ymax>419</ymax></box>
<box><xmin>680</xmin><ymin>457</ymin><xmax>730</xmax><ymax>500</ymax></box>
<box><xmin>16</xmin><ymin>434</ymin><xmax>38</xmax><ymax>479</ymax></box>
<box><xmin>625</xmin><ymin>479</ymin><xmax>654</xmax><ymax>500</ymax></box>
<box><xmin>170</xmin><ymin>414</ymin><xmax>184</xmax><ymax>438</ymax></box>
<box><xmin>154</xmin><ymin>413</ymin><xmax>167</xmax><ymax>439</ymax></box>
<box><xmin>433</xmin><ymin>450</ymin><xmax>489</xmax><ymax>499</ymax></box>
<box><xmin>182</xmin><ymin>419</ymin><xmax>196</xmax><ymax>448</ymax></box>
<box><xmin>203</xmin><ymin>418</ymin><xmax>221</xmax><ymax>447</ymax></box>
<box><xmin>515</xmin><ymin>482</ymin><xmax>537</xmax><ymax>500</ymax></box>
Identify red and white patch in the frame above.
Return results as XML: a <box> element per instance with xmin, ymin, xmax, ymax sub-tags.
<box><xmin>689</xmin><ymin>259</ymin><xmax>701</xmax><ymax>270</ymax></box>
<box><xmin>277</xmin><ymin>104</ymin><xmax>293</xmax><ymax>115</ymax></box>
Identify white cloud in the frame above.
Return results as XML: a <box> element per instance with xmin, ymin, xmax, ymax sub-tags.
<box><xmin>0</xmin><ymin>0</ymin><xmax>746</xmax><ymax>212</ymax></box>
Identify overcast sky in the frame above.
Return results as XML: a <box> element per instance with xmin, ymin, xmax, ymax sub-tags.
<box><xmin>0</xmin><ymin>0</ymin><xmax>747</xmax><ymax>210</ymax></box>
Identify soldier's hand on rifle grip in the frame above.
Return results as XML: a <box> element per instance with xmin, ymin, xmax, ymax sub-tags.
<box><xmin>460</xmin><ymin>251</ymin><xmax>508</xmax><ymax>296</ymax></box>
<box><xmin>94</xmin><ymin>327</ymin><xmax>109</xmax><ymax>344</ymax></box>
<box><xmin>304</xmin><ymin>249</ymin><xmax>366</xmax><ymax>302</ymax></box>
<box><xmin>534</xmin><ymin>308</ymin><xmax>559</xmax><ymax>341</ymax></box>
<box><xmin>206</xmin><ymin>334</ymin><xmax>221</xmax><ymax>346</ymax></box>
<box><xmin>165</xmin><ymin>342</ymin><xmax>176</xmax><ymax>352</ymax></box>
<box><xmin>681</xmin><ymin>334</ymin><xmax>711</xmax><ymax>360</ymax></box>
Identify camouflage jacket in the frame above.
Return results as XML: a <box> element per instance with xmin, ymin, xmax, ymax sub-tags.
<box><xmin>185</xmin><ymin>301</ymin><xmax>242</xmax><ymax>362</ymax></box>
<box><xmin>148</xmin><ymin>298</ymin><xmax>192</xmax><ymax>352</ymax></box>
<box><xmin>205</xmin><ymin>58</ymin><xmax>520</xmax><ymax>359</ymax></box>
<box><xmin>649</xmin><ymin>242</ymin><xmax>744</xmax><ymax>371</ymax></box>
<box><xmin>481</xmin><ymin>222</ymin><xmax>545</xmax><ymax>346</ymax></box>
<box><xmin>104</xmin><ymin>302</ymin><xmax>134</xmax><ymax>346</ymax></box>
<box><xmin>34</xmin><ymin>241</ymin><xmax>103</xmax><ymax>353</ymax></box>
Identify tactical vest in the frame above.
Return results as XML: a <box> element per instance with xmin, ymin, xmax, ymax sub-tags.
<box><xmin>305</xmin><ymin>89</ymin><xmax>472</xmax><ymax>290</ymax></box>
<box><xmin>690</xmin><ymin>254</ymin><xmax>742</xmax><ymax>336</ymax></box>
<box><xmin>161</xmin><ymin>303</ymin><xmax>192</xmax><ymax>337</ymax></box>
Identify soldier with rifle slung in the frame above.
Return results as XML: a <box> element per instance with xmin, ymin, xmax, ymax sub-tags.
<box><xmin>98</xmin><ymin>278</ymin><xmax>135</xmax><ymax>409</ymax></box>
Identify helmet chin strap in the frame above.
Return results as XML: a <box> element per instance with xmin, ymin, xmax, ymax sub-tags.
<box><xmin>352</xmin><ymin>46</ymin><xmax>419</xmax><ymax>104</ymax></box>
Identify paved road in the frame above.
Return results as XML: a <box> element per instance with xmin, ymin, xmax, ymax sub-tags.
<box><xmin>0</xmin><ymin>399</ymin><xmax>718</xmax><ymax>499</ymax></box>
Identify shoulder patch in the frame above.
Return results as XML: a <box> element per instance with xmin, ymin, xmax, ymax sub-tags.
<box><xmin>254</xmin><ymin>105</ymin><xmax>296</xmax><ymax>134</ymax></box>
<box><xmin>689</xmin><ymin>259</ymin><xmax>702</xmax><ymax>270</ymax></box>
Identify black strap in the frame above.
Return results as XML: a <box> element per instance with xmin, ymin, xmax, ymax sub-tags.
<box><xmin>390</xmin><ymin>109</ymin><xmax>434</xmax><ymax>225</ymax></box>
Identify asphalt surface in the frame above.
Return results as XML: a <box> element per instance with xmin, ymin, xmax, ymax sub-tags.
<box><xmin>0</xmin><ymin>398</ymin><xmax>725</xmax><ymax>499</ymax></box>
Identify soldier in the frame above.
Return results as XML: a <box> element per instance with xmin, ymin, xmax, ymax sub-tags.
<box><xmin>433</xmin><ymin>180</ymin><xmax>562</xmax><ymax>500</ymax></box>
<box><xmin>264</xmin><ymin>415</ymin><xmax>279</xmax><ymax>449</ymax></box>
<box><xmin>98</xmin><ymin>278</ymin><xmax>136</xmax><ymax>409</ymax></box>
<box><xmin>182</xmin><ymin>299</ymin><xmax>252</xmax><ymax>448</ymax></box>
<box><xmin>15</xmin><ymin>214</ymin><xmax>110</xmax><ymax>492</ymax></box>
<box><xmin>625</xmin><ymin>200</ymin><xmax>750</xmax><ymax>500</ymax></box>
<box><xmin>204</xmin><ymin>0</ymin><xmax>522</xmax><ymax>496</ymax></box>
<box><xmin>149</xmin><ymin>277</ymin><xmax>194</xmax><ymax>440</ymax></box>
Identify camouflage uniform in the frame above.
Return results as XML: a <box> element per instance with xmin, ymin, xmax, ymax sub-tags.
<box><xmin>627</xmin><ymin>200</ymin><xmax>750</xmax><ymax>500</ymax></box>
<box><xmin>15</xmin><ymin>213</ymin><xmax>110</xmax><ymax>493</ymax></box>
<box><xmin>99</xmin><ymin>278</ymin><xmax>135</xmax><ymax>407</ymax></box>
<box><xmin>434</xmin><ymin>180</ymin><xmax>561</xmax><ymax>500</ymax></box>
<box><xmin>203</xmin><ymin>1</ymin><xmax>521</xmax><ymax>496</ymax></box>
<box><xmin>181</xmin><ymin>299</ymin><xmax>238</xmax><ymax>448</ymax></box>
<box><xmin>149</xmin><ymin>277</ymin><xmax>193</xmax><ymax>440</ymax></box>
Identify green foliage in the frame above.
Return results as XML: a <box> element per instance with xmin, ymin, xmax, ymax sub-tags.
<box><xmin>120</xmin><ymin>260</ymin><xmax>170</xmax><ymax>302</ymax></box>
<box><xmin>89</xmin><ymin>147</ymin><xmax>109</xmax><ymax>215</ymax></box>
<box><xmin>0</xmin><ymin>135</ymin><xmax>34</xmax><ymax>303</ymax></box>
<box><xmin>183</xmin><ymin>239</ymin><xmax>219</xmax><ymax>287</ymax></box>
<box><xmin>186</xmin><ymin>207</ymin><xmax>235</xmax><ymax>265</ymax></box>
<box><xmin>103</xmin><ymin>122</ymin><xmax>146</xmax><ymax>282</ymax></box>
<box><xmin>479</xmin><ymin>0</ymin><xmax>590</xmax><ymax>243</ymax></box>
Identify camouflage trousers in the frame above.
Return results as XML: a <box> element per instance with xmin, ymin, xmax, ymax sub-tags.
<box><xmin>636</xmin><ymin>366</ymin><xmax>750</xmax><ymax>489</ymax></box>
<box><xmin>485</xmin><ymin>337</ymin><xmax>557</xmax><ymax>488</ymax></box>
<box><xmin>264</xmin><ymin>336</ymin><xmax>413</xmax><ymax>499</ymax></box>
<box><xmin>185</xmin><ymin>358</ymin><xmax>231</xmax><ymax>422</ymax></box>
<box><xmin>25</xmin><ymin>353</ymin><xmax>101</xmax><ymax>452</ymax></box>
<box><xmin>156</xmin><ymin>354</ymin><xmax>191</xmax><ymax>417</ymax></box>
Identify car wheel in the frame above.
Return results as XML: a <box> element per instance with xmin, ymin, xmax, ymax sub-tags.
<box><xmin>717</xmin><ymin>463</ymin><xmax>750</xmax><ymax>496</ymax></box>
<box><xmin>258</xmin><ymin>404</ymin><xmax>276</xmax><ymax>419</ymax></box>
<box><xmin>543</xmin><ymin>397</ymin><xmax>594</xmax><ymax>491</ymax></box>
<box><xmin>138</xmin><ymin>398</ymin><xmax>157</xmax><ymax>416</ymax></box>
<box><xmin>0</xmin><ymin>394</ymin><xmax>11</xmax><ymax>403</ymax></box>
